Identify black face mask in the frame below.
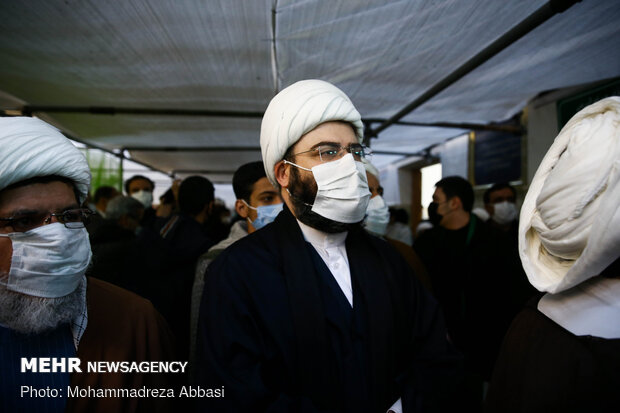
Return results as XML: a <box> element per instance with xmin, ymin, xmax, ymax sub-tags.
<box><xmin>428</xmin><ymin>202</ymin><xmax>442</xmax><ymax>226</ymax></box>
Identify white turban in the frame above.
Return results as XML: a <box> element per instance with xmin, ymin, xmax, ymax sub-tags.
<box><xmin>519</xmin><ymin>96</ymin><xmax>620</xmax><ymax>293</ymax></box>
<box><xmin>260</xmin><ymin>79</ymin><xmax>364</xmax><ymax>187</ymax></box>
<box><xmin>0</xmin><ymin>117</ymin><xmax>91</xmax><ymax>203</ymax></box>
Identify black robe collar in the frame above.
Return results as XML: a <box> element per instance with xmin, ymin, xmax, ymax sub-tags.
<box><xmin>273</xmin><ymin>205</ymin><xmax>395</xmax><ymax>410</ymax></box>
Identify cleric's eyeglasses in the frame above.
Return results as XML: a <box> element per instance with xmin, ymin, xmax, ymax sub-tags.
<box><xmin>291</xmin><ymin>143</ymin><xmax>371</xmax><ymax>163</ymax></box>
<box><xmin>0</xmin><ymin>208</ymin><xmax>93</xmax><ymax>233</ymax></box>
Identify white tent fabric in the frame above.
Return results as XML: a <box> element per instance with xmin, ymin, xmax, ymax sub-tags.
<box><xmin>0</xmin><ymin>0</ymin><xmax>618</xmax><ymax>182</ymax></box>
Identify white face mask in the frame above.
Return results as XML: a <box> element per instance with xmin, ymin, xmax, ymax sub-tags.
<box><xmin>286</xmin><ymin>153</ymin><xmax>371</xmax><ymax>223</ymax></box>
<box><xmin>492</xmin><ymin>201</ymin><xmax>518</xmax><ymax>225</ymax></box>
<box><xmin>131</xmin><ymin>190</ymin><xmax>153</xmax><ymax>208</ymax></box>
<box><xmin>364</xmin><ymin>195</ymin><xmax>390</xmax><ymax>236</ymax></box>
<box><xmin>0</xmin><ymin>223</ymin><xmax>92</xmax><ymax>298</ymax></box>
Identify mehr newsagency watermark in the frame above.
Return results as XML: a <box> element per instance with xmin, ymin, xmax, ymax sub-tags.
<box><xmin>21</xmin><ymin>385</ymin><xmax>224</xmax><ymax>398</ymax></box>
<box><xmin>19</xmin><ymin>357</ymin><xmax>224</xmax><ymax>398</ymax></box>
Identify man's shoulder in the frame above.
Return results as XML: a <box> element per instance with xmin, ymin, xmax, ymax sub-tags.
<box><xmin>226</xmin><ymin>221</ymin><xmax>278</xmax><ymax>252</ymax></box>
<box><xmin>414</xmin><ymin>225</ymin><xmax>442</xmax><ymax>245</ymax></box>
<box><xmin>79</xmin><ymin>277</ymin><xmax>175</xmax><ymax>370</ymax></box>
<box><xmin>206</xmin><ymin>221</ymin><xmax>248</xmax><ymax>255</ymax></box>
<box><xmin>208</xmin><ymin>223</ymin><xmax>283</xmax><ymax>278</ymax></box>
<box><xmin>361</xmin><ymin>230</ymin><xmax>399</xmax><ymax>255</ymax></box>
<box><xmin>83</xmin><ymin>277</ymin><xmax>172</xmax><ymax>346</ymax></box>
<box><xmin>86</xmin><ymin>277</ymin><xmax>159</xmax><ymax>317</ymax></box>
<box><xmin>350</xmin><ymin>230</ymin><xmax>413</xmax><ymax>274</ymax></box>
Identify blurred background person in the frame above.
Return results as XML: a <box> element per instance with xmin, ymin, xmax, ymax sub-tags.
<box><xmin>414</xmin><ymin>176</ymin><xmax>500</xmax><ymax>411</ymax></box>
<box><xmin>483</xmin><ymin>183</ymin><xmax>518</xmax><ymax>232</ymax></box>
<box><xmin>85</xmin><ymin>185</ymin><xmax>120</xmax><ymax>236</ymax></box>
<box><xmin>484</xmin><ymin>183</ymin><xmax>537</xmax><ymax>333</ymax></box>
<box><xmin>385</xmin><ymin>207</ymin><xmax>413</xmax><ymax>246</ymax></box>
<box><xmin>363</xmin><ymin>159</ymin><xmax>433</xmax><ymax>292</ymax></box>
<box><xmin>92</xmin><ymin>185</ymin><xmax>120</xmax><ymax>218</ymax></box>
<box><xmin>88</xmin><ymin>196</ymin><xmax>146</xmax><ymax>293</ymax></box>
<box><xmin>189</xmin><ymin>161</ymin><xmax>281</xmax><ymax>381</ymax></box>
<box><xmin>124</xmin><ymin>174</ymin><xmax>156</xmax><ymax>227</ymax></box>
<box><xmin>156</xmin><ymin>178</ymin><xmax>181</xmax><ymax>219</ymax></box>
<box><xmin>157</xmin><ymin>175</ymin><xmax>215</xmax><ymax>362</ymax></box>
<box><xmin>202</xmin><ymin>198</ymin><xmax>232</xmax><ymax>244</ymax></box>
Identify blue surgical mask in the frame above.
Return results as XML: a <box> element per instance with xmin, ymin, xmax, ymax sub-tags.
<box><xmin>242</xmin><ymin>201</ymin><xmax>283</xmax><ymax>230</ymax></box>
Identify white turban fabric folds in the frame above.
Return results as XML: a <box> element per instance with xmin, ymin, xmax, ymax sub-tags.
<box><xmin>519</xmin><ymin>97</ymin><xmax>620</xmax><ymax>293</ymax></box>
<box><xmin>260</xmin><ymin>79</ymin><xmax>364</xmax><ymax>187</ymax></box>
<box><xmin>0</xmin><ymin>117</ymin><xmax>91</xmax><ymax>203</ymax></box>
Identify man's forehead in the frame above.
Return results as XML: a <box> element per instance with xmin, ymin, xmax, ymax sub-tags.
<box><xmin>0</xmin><ymin>180</ymin><xmax>78</xmax><ymax>213</ymax></box>
<box><xmin>251</xmin><ymin>177</ymin><xmax>276</xmax><ymax>195</ymax></box>
<box><xmin>129</xmin><ymin>178</ymin><xmax>151</xmax><ymax>185</ymax></box>
<box><xmin>294</xmin><ymin>121</ymin><xmax>357</xmax><ymax>149</ymax></box>
<box><xmin>489</xmin><ymin>187</ymin><xmax>515</xmax><ymax>200</ymax></box>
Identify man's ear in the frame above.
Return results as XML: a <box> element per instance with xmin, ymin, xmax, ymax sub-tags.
<box><xmin>235</xmin><ymin>199</ymin><xmax>249</xmax><ymax>219</ymax></box>
<box><xmin>450</xmin><ymin>196</ymin><xmax>462</xmax><ymax>211</ymax></box>
<box><xmin>274</xmin><ymin>160</ymin><xmax>290</xmax><ymax>188</ymax></box>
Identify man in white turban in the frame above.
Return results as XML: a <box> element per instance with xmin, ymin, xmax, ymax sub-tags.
<box><xmin>197</xmin><ymin>80</ymin><xmax>462</xmax><ymax>412</ymax></box>
<box><xmin>485</xmin><ymin>97</ymin><xmax>620</xmax><ymax>412</ymax></box>
<box><xmin>0</xmin><ymin>117</ymin><xmax>174</xmax><ymax>413</ymax></box>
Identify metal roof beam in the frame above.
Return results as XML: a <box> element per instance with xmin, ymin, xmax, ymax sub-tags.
<box><xmin>370</xmin><ymin>0</ymin><xmax>581</xmax><ymax>136</ymax></box>
<box><xmin>20</xmin><ymin>106</ymin><xmax>264</xmax><ymax>118</ymax></box>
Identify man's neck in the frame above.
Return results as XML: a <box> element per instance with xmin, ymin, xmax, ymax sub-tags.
<box><xmin>442</xmin><ymin>210</ymin><xmax>470</xmax><ymax>230</ymax></box>
<box><xmin>490</xmin><ymin>219</ymin><xmax>513</xmax><ymax>232</ymax></box>
<box><xmin>297</xmin><ymin>219</ymin><xmax>347</xmax><ymax>239</ymax></box>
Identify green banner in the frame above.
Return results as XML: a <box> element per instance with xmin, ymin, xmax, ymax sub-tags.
<box><xmin>557</xmin><ymin>77</ymin><xmax>620</xmax><ymax>129</ymax></box>
<box><xmin>81</xmin><ymin>149</ymin><xmax>122</xmax><ymax>196</ymax></box>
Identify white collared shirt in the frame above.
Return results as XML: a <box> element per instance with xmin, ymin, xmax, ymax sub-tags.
<box><xmin>296</xmin><ymin>220</ymin><xmax>402</xmax><ymax>413</ymax></box>
<box><xmin>297</xmin><ymin>220</ymin><xmax>353</xmax><ymax>307</ymax></box>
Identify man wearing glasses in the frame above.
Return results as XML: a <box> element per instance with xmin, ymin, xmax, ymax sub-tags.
<box><xmin>197</xmin><ymin>80</ymin><xmax>462</xmax><ymax>412</ymax></box>
<box><xmin>0</xmin><ymin>117</ymin><xmax>174</xmax><ymax>413</ymax></box>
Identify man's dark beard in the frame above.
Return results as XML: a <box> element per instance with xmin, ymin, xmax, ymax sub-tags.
<box><xmin>288</xmin><ymin>163</ymin><xmax>363</xmax><ymax>234</ymax></box>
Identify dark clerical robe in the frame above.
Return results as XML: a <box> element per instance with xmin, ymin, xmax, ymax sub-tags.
<box><xmin>67</xmin><ymin>277</ymin><xmax>177</xmax><ymax>413</ymax></box>
<box><xmin>485</xmin><ymin>293</ymin><xmax>620</xmax><ymax>413</ymax></box>
<box><xmin>197</xmin><ymin>206</ymin><xmax>462</xmax><ymax>412</ymax></box>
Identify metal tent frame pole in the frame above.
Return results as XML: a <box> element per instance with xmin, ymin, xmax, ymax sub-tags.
<box><xmin>369</xmin><ymin>0</ymin><xmax>581</xmax><ymax>137</ymax></box>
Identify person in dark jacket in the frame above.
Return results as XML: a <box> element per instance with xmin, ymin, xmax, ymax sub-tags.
<box><xmin>197</xmin><ymin>79</ymin><xmax>462</xmax><ymax>412</ymax></box>
<box><xmin>414</xmin><ymin>176</ymin><xmax>502</xmax><ymax>411</ymax></box>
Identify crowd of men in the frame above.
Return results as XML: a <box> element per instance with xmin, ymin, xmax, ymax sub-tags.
<box><xmin>0</xmin><ymin>83</ymin><xmax>618</xmax><ymax>413</ymax></box>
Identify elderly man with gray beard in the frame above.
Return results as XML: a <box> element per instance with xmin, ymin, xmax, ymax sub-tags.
<box><xmin>0</xmin><ymin>117</ymin><xmax>175</xmax><ymax>413</ymax></box>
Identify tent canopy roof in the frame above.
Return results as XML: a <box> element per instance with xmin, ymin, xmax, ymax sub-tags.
<box><xmin>1</xmin><ymin>0</ymin><xmax>619</xmax><ymax>182</ymax></box>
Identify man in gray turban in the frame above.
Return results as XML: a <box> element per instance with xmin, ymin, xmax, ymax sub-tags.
<box><xmin>0</xmin><ymin>117</ymin><xmax>174</xmax><ymax>413</ymax></box>
<box><xmin>197</xmin><ymin>80</ymin><xmax>462</xmax><ymax>412</ymax></box>
<box><xmin>485</xmin><ymin>97</ymin><xmax>620</xmax><ymax>412</ymax></box>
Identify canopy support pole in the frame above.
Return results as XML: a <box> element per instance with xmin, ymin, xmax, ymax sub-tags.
<box><xmin>369</xmin><ymin>0</ymin><xmax>581</xmax><ymax>137</ymax></box>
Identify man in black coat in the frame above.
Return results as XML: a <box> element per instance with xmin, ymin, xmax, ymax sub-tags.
<box><xmin>197</xmin><ymin>79</ymin><xmax>462</xmax><ymax>412</ymax></box>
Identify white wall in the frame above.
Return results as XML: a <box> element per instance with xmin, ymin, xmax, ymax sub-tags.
<box><xmin>421</xmin><ymin>163</ymin><xmax>442</xmax><ymax>218</ymax></box>
<box><xmin>439</xmin><ymin>134</ymin><xmax>469</xmax><ymax>179</ymax></box>
<box><xmin>525</xmin><ymin>101</ymin><xmax>559</xmax><ymax>185</ymax></box>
